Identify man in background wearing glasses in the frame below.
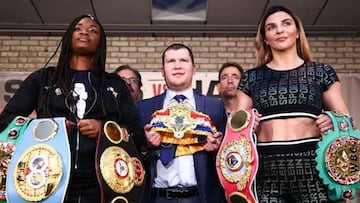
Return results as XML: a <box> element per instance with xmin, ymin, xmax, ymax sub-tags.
<box><xmin>114</xmin><ymin>64</ymin><xmax>143</xmax><ymax>103</ymax></box>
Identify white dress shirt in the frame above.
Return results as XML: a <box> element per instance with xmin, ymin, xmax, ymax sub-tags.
<box><xmin>153</xmin><ymin>88</ymin><xmax>198</xmax><ymax>188</ymax></box>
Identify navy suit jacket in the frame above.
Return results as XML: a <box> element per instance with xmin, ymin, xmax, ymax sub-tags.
<box><xmin>137</xmin><ymin>90</ymin><xmax>227</xmax><ymax>203</ymax></box>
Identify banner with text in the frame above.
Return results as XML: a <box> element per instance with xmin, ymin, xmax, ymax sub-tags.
<box><xmin>0</xmin><ymin>71</ymin><xmax>359</xmax><ymax>124</ymax></box>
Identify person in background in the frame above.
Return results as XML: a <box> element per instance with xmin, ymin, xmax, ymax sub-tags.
<box><xmin>236</xmin><ymin>5</ymin><xmax>350</xmax><ymax>203</ymax></box>
<box><xmin>0</xmin><ymin>14</ymin><xmax>145</xmax><ymax>203</ymax></box>
<box><xmin>216</xmin><ymin>62</ymin><xmax>244</xmax><ymax>117</ymax></box>
<box><xmin>137</xmin><ymin>43</ymin><xmax>227</xmax><ymax>203</ymax></box>
<box><xmin>114</xmin><ymin>64</ymin><xmax>143</xmax><ymax>103</ymax></box>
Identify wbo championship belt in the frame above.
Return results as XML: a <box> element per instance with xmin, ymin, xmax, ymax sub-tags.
<box><xmin>315</xmin><ymin>111</ymin><xmax>360</xmax><ymax>201</ymax></box>
<box><xmin>96</xmin><ymin>121</ymin><xmax>145</xmax><ymax>203</ymax></box>
<box><xmin>150</xmin><ymin>102</ymin><xmax>217</xmax><ymax>157</ymax></box>
<box><xmin>0</xmin><ymin>116</ymin><xmax>32</xmax><ymax>202</ymax></box>
<box><xmin>6</xmin><ymin>117</ymin><xmax>71</xmax><ymax>203</ymax></box>
<box><xmin>216</xmin><ymin>109</ymin><xmax>258</xmax><ymax>203</ymax></box>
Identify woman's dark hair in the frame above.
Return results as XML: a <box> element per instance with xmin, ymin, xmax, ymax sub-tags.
<box><xmin>56</xmin><ymin>14</ymin><xmax>106</xmax><ymax>90</ymax></box>
<box><xmin>39</xmin><ymin>14</ymin><xmax>107</xmax><ymax>118</ymax></box>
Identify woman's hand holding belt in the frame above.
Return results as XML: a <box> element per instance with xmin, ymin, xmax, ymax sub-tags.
<box><xmin>77</xmin><ymin>119</ymin><xmax>101</xmax><ymax>138</ymax></box>
<box><xmin>316</xmin><ymin>114</ymin><xmax>333</xmax><ymax>136</ymax></box>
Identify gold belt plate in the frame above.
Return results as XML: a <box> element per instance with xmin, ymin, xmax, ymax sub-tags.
<box><xmin>13</xmin><ymin>144</ymin><xmax>62</xmax><ymax>201</ymax></box>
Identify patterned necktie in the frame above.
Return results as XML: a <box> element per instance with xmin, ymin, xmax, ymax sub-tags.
<box><xmin>159</xmin><ymin>94</ymin><xmax>187</xmax><ymax>165</ymax></box>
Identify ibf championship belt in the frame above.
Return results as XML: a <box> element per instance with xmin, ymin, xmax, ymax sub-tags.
<box><xmin>315</xmin><ymin>111</ymin><xmax>360</xmax><ymax>201</ymax></box>
<box><xmin>216</xmin><ymin>109</ymin><xmax>258</xmax><ymax>203</ymax></box>
<box><xmin>6</xmin><ymin>117</ymin><xmax>71</xmax><ymax>203</ymax></box>
<box><xmin>0</xmin><ymin>116</ymin><xmax>32</xmax><ymax>202</ymax></box>
<box><xmin>96</xmin><ymin>121</ymin><xmax>145</xmax><ymax>203</ymax></box>
<box><xmin>150</xmin><ymin>102</ymin><xmax>217</xmax><ymax>157</ymax></box>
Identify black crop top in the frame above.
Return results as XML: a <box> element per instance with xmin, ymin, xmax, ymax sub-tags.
<box><xmin>238</xmin><ymin>61</ymin><xmax>339</xmax><ymax>121</ymax></box>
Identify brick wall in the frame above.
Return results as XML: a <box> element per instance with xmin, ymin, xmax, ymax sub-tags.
<box><xmin>0</xmin><ymin>35</ymin><xmax>359</xmax><ymax>72</ymax></box>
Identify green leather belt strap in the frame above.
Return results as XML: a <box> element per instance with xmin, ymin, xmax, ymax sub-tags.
<box><xmin>0</xmin><ymin>116</ymin><xmax>32</xmax><ymax>144</ymax></box>
<box><xmin>315</xmin><ymin>111</ymin><xmax>360</xmax><ymax>201</ymax></box>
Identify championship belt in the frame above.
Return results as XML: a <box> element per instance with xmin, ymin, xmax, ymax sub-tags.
<box><xmin>150</xmin><ymin>102</ymin><xmax>217</xmax><ymax>157</ymax></box>
<box><xmin>315</xmin><ymin>111</ymin><xmax>360</xmax><ymax>201</ymax></box>
<box><xmin>6</xmin><ymin>117</ymin><xmax>71</xmax><ymax>203</ymax></box>
<box><xmin>96</xmin><ymin>121</ymin><xmax>145</xmax><ymax>203</ymax></box>
<box><xmin>216</xmin><ymin>109</ymin><xmax>258</xmax><ymax>203</ymax></box>
<box><xmin>0</xmin><ymin>116</ymin><xmax>32</xmax><ymax>202</ymax></box>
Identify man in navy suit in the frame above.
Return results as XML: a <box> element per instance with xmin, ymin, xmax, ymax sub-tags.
<box><xmin>137</xmin><ymin>43</ymin><xmax>227</xmax><ymax>203</ymax></box>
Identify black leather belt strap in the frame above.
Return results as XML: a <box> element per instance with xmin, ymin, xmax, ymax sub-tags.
<box><xmin>152</xmin><ymin>186</ymin><xmax>199</xmax><ymax>199</ymax></box>
<box><xmin>96</xmin><ymin>121</ymin><xmax>146</xmax><ymax>203</ymax></box>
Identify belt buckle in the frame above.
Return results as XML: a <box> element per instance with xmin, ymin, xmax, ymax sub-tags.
<box><xmin>165</xmin><ymin>188</ymin><xmax>182</xmax><ymax>199</ymax></box>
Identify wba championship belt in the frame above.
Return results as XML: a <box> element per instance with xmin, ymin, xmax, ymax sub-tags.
<box><xmin>150</xmin><ymin>102</ymin><xmax>217</xmax><ymax>157</ymax></box>
<box><xmin>216</xmin><ymin>109</ymin><xmax>258</xmax><ymax>203</ymax></box>
<box><xmin>6</xmin><ymin>117</ymin><xmax>71</xmax><ymax>203</ymax></box>
<box><xmin>96</xmin><ymin>121</ymin><xmax>145</xmax><ymax>203</ymax></box>
<box><xmin>315</xmin><ymin>111</ymin><xmax>360</xmax><ymax>201</ymax></box>
<box><xmin>0</xmin><ymin>116</ymin><xmax>32</xmax><ymax>202</ymax></box>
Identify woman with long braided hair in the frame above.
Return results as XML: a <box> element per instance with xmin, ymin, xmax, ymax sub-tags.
<box><xmin>0</xmin><ymin>14</ymin><xmax>145</xmax><ymax>202</ymax></box>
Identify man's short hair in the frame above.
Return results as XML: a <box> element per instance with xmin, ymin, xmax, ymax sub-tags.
<box><xmin>114</xmin><ymin>65</ymin><xmax>143</xmax><ymax>87</ymax></box>
<box><xmin>218</xmin><ymin>62</ymin><xmax>244</xmax><ymax>81</ymax></box>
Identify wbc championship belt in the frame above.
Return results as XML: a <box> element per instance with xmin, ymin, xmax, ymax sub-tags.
<box><xmin>96</xmin><ymin>121</ymin><xmax>145</xmax><ymax>203</ymax></box>
<box><xmin>315</xmin><ymin>111</ymin><xmax>360</xmax><ymax>201</ymax></box>
<box><xmin>0</xmin><ymin>116</ymin><xmax>32</xmax><ymax>202</ymax></box>
<box><xmin>216</xmin><ymin>109</ymin><xmax>258</xmax><ymax>203</ymax></box>
<box><xmin>6</xmin><ymin>117</ymin><xmax>71</xmax><ymax>203</ymax></box>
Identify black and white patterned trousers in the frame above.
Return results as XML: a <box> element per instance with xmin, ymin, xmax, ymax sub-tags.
<box><xmin>255</xmin><ymin>138</ymin><xmax>337</xmax><ymax>203</ymax></box>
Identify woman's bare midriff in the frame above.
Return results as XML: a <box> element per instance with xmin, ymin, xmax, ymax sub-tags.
<box><xmin>256</xmin><ymin>117</ymin><xmax>320</xmax><ymax>142</ymax></box>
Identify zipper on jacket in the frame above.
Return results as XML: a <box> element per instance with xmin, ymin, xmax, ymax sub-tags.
<box><xmin>74</xmin><ymin>72</ymin><xmax>97</xmax><ymax>169</ymax></box>
<box><xmin>75</xmin><ymin>127</ymin><xmax>80</xmax><ymax>169</ymax></box>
